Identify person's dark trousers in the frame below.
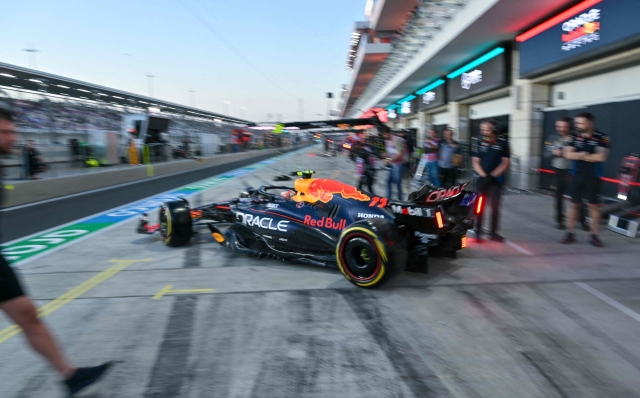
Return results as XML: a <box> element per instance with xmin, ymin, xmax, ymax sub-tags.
<box><xmin>358</xmin><ymin>171</ymin><xmax>375</xmax><ymax>195</ymax></box>
<box><xmin>475</xmin><ymin>179</ymin><xmax>502</xmax><ymax>236</ymax></box>
<box><xmin>554</xmin><ymin>168</ymin><xmax>586</xmax><ymax>225</ymax></box>
<box><xmin>440</xmin><ymin>167</ymin><xmax>456</xmax><ymax>188</ymax></box>
<box><xmin>553</xmin><ymin>167</ymin><xmax>568</xmax><ymax>225</ymax></box>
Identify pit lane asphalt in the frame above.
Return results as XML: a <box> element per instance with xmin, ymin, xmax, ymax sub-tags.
<box><xmin>0</xmin><ymin>147</ymin><xmax>302</xmax><ymax>243</ymax></box>
<box><xmin>3</xmin><ymin>146</ymin><xmax>640</xmax><ymax>398</ymax></box>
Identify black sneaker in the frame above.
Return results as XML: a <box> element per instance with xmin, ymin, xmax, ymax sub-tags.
<box><xmin>589</xmin><ymin>234</ymin><xmax>604</xmax><ymax>247</ymax></box>
<box><xmin>581</xmin><ymin>222</ymin><xmax>590</xmax><ymax>232</ymax></box>
<box><xmin>65</xmin><ymin>362</ymin><xmax>113</xmax><ymax>397</ymax></box>
<box><xmin>560</xmin><ymin>232</ymin><xmax>576</xmax><ymax>244</ymax></box>
<box><xmin>490</xmin><ymin>233</ymin><xmax>504</xmax><ymax>243</ymax></box>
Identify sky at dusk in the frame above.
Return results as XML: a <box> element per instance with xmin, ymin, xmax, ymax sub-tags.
<box><xmin>0</xmin><ymin>0</ymin><xmax>365</xmax><ymax>122</ymax></box>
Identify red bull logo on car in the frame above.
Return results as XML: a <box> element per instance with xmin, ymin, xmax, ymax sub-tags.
<box><xmin>303</xmin><ymin>215</ymin><xmax>347</xmax><ymax>230</ymax></box>
<box><xmin>294</xmin><ymin>178</ymin><xmax>370</xmax><ymax>204</ymax></box>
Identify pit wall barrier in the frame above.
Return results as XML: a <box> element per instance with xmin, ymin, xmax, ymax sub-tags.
<box><xmin>4</xmin><ymin>145</ymin><xmax>309</xmax><ymax>208</ymax></box>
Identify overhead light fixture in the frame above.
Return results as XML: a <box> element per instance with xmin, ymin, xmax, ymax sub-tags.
<box><xmin>112</xmin><ymin>95</ymin><xmax>124</xmax><ymax>99</ymax></box>
<box><xmin>77</xmin><ymin>88</ymin><xmax>90</xmax><ymax>93</ymax></box>
<box><xmin>446</xmin><ymin>47</ymin><xmax>505</xmax><ymax>79</ymax></box>
<box><xmin>516</xmin><ymin>0</ymin><xmax>602</xmax><ymax>42</ymax></box>
<box><xmin>415</xmin><ymin>79</ymin><xmax>446</xmax><ymax>95</ymax></box>
<box><xmin>56</xmin><ymin>85</ymin><xmax>69</xmax><ymax>89</ymax></box>
<box><xmin>1</xmin><ymin>73</ymin><xmax>16</xmax><ymax>78</ymax></box>
<box><xmin>97</xmin><ymin>93</ymin><xmax>108</xmax><ymax>96</ymax></box>
<box><xmin>138</xmin><ymin>100</ymin><xmax>148</xmax><ymax>104</ymax></box>
<box><xmin>29</xmin><ymin>79</ymin><xmax>43</xmax><ymax>83</ymax></box>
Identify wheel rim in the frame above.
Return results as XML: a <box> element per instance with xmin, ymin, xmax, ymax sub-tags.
<box><xmin>159</xmin><ymin>207</ymin><xmax>168</xmax><ymax>240</ymax></box>
<box><xmin>342</xmin><ymin>236</ymin><xmax>379</xmax><ymax>280</ymax></box>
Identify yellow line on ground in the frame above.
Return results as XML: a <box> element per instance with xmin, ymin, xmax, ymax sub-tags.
<box><xmin>0</xmin><ymin>258</ymin><xmax>152</xmax><ymax>345</ymax></box>
<box><xmin>152</xmin><ymin>285</ymin><xmax>215</xmax><ymax>300</ymax></box>
<box><xmin>152</xmin><ymin>285</ymin><xmax>173</xmax><ymax>300</ymax></box>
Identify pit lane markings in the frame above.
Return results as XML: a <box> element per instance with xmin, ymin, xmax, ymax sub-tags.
<box><xmin>153</xmin><ymin>285</ymin><xmax>215</xmax><ymax>300</ymax></box>
<box><xmin>0</xmin><ymin>258</ymin><xmax>152</xmax><ymax>345</ymax></box>
<box><xmin>575</xmin><ymin>282</ymin><xmax>640</xmax><ymax>324</ymax></box>
<box><xmin>506</xmin><ymin>240</ymin><xmax>533</xmax><ymax>256</ymax></box>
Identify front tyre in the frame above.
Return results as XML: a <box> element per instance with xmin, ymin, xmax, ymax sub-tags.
<box><xmin>159</xmin><ymin>200</ymin><xmax>192</xmax><ymax>247</ymax></box>
<box><xmin>336</xmin><ymin>219</ymin><xmax>407</xmax><ymax>288</ymax></box>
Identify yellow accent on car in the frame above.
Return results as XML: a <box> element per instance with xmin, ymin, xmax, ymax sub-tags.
<box><xmin>212</xmin><ymin>232</ymin><xmax>225</xmax><ymax>243</ymax></box>
<box><xmin>335</xmin><ymin>226</ymin><xmax>388</xmax><ymax>287</ymax></box>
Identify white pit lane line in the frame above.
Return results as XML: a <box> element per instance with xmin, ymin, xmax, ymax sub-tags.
<box><xmin>575</xmin><ymin>282</ymin><xmax>640</xmax><ymax>324</ymax></box>
<box><xmin>506</xmin><ymin>240</ymin><xmax>533</xmax><ymax>256</ymax></box>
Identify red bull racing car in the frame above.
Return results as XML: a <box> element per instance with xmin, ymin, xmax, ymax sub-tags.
<box><xmin>138</xmin><ymin>171</ymin><xmax>479</xmax><ymax>288</ymax></box>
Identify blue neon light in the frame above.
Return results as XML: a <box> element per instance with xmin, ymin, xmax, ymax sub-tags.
<box><xmin>446</xmin><ymin>47</ymin><xmax>505</xmax><ymax>79</ymax></box>
<box><xmin>397</xmin><ymin>95</ymin><xmax>416</xmax><ymax>104</ymax></box>
<box><xmin>415</xmin><ymin>79</ymin><xmax>446</xmax><ymax>95</ymax></box>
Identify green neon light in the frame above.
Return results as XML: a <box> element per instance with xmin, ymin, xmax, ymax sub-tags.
<box><xmin>447</xmin><ymin>47</ymin><xmax>505</xmax><ymax>79</ymax></box>
<box><xmin>415</xmin><ymin>79</ymin><xmax>446</xmax><ymax>95</ymax></box>
<box><xmin>397</xmin><ymin>95</ymin><xmax>416</xmax><ymax>105</ymax></box>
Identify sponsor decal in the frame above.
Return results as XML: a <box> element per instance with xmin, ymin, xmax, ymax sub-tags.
<box><xmin>426</xmin><ymin>183</ymin><xmax>469</xmax><ymax>202</ymax></box>
<box><xmin>266</xmin><ymin>203</ymin><xmax>279</xmax><ymax>209</ymax></box>
<box><xmin>358</xmin><ymin>213</ymin><xmax>385</xmax><ymax>219</ymax></box>
<box><xmin>562</xmin><ymin>8</ymin><xmax>600</xmax><ymax>51</ymax></box>
<box><xmin>303</xmin><ymin>215</ymin><xmax>347</xmax><ymax>230</ymax></box>
<box><xmin>1</xmin><ymin>151</ymin><xmax>306</xmax><ymax>265</ymax></box>
<box><xmin>237</xmin><ymin>213</ymin><xmax>289</xmax><ymax>232</ymax></box>
<box><xmin>415</xmin><ymin>231</ymin><xmax>439</xmax><ymax>244</ymax></box>
<box><xmin>296</xmin><ymin>202</ymin><xmax>304</xmax><ymax>208</ymax></box>
<box><xmin>391</xmin><ymin>205</ymin><xmax>432</xmax><ymax>217</ymax></box>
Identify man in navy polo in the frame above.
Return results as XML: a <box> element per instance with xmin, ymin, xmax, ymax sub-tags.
<box><xmin>561</xmin><ymin>112</ymin><xmax>610</xmax><ymax>247</ymax></box>
<box><xmin>472</xmin><ymin>119</ymin><xmax>510</xmax><ymax>243</ymax></box>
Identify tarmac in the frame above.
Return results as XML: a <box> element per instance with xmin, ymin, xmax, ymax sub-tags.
<box><xmin>2</xmin><ymin>145</ymin><xmax>640</xmax><ymax>398</ymax></box>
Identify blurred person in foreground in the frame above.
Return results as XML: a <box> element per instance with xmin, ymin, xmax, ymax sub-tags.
<box><xmin>549</xmin><ymin>116</ymin><xmax>588</xmax><ymax>230</ymax></box>
<box><xmin>438</xmin><ymin>128</ymin><xmax>460</xmax><ymax>188</ymax></box>
<box><xmin>0</xmin><ymin>109</ymin><xmax>112</xmax><ymax>396</ymax></box>
<box><xmin>472</xmin><ymin>119</ymin><xmax>510</xmax><ymax>243</ymax></box>
<box><xmin>561</xmin><ymin>112</ymin><xmax>610</xmax><ymax>247</ymax></box>
<box><xmin>24</xmin><ymin>139</ymin><xmax>47</xmax><ymax>180</ymax></box>
<box><xmin>383</xmin><ymin>130</ymin><xmax>408</xmax><ymax>200</ymax></box>
<box><xmin>423</xmin><ymin>128</ymin><xmax>441</xmax><ymax>187</ymax></box>
<box><xmin>354</xmin><ymin>138</ymin><xmax>377</xmax><ymax>195</ymax></box>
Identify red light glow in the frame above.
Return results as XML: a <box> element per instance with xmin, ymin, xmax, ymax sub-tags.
<box><xmin>516</xmin><ymin>0</ymin><xmax>602</xmax><ymax>43</ymax></box>
<box><xmin>476</xmin><ymin>196</ymin><xmax>483</xmax><ymax>215</ymax></box>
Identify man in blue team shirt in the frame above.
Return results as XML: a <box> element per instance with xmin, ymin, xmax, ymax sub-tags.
<box><xmin>561</xmin><ymin>112</ymin><xmax>610</xmax><ymax>247</ymax></box>
<box><xmin>472</xmin><ymin>119</ymin><xmax>510</xmax><ymax>243</ymax></box>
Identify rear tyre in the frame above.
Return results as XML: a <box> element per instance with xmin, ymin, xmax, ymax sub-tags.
<box><xmin>159</xmin><ymin>200</ymin><xmax>192</xmax><ymax>247</ymax></box>
<box><xmin>336</xmin><ymin>219</ymin><xmax>407</xmax><ymax>288</ymax></box>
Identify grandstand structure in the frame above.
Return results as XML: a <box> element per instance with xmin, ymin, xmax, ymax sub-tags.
<box><xmin>0</xmin><ymin>62</ymin><xmax>251</xmax><ymax>126</ymax></box>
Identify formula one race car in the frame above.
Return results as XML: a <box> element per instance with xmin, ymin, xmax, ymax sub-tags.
<box><xmin>137</xmin><ymin>171</ymin><xmax>480</xmax><ymax>288</ymax></box>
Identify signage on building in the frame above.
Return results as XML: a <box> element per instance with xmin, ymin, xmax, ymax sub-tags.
<box><xmin>400</xmin><ymin>101</ymin><xmax>412</xmax><ymax>115</ymax></box>
<box><xmin>418</xmin><ymin>81</ymin><xmax>446</xmax><ymax>111</ymax></box>
<box><xmin>518</xmin><ymin>0</ymin><xmax>640</xmax><ymax>77</ymax></box>
<box><xmin>447</xmin><ymin>52</ymin><xmax>508</xmax><ymax>102</ymax></box>
<box><xmin>387</xmin><ymin>109</ymin><xmax>397</xmax><ymax>119</ymax></box>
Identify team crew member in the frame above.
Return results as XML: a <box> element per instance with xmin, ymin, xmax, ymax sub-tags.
<box><xmin>0</xmin><ymin>109</ymin><xmax>112</xmax><ymax>396</ymax></box>
<box><xmin>383</xmin><ymin>130</ymin><xmax>408</xmax><ymax>200</ymax></box>
<box><xmin>438</xmin><ymin>128</ymin><xmax>460</xmax><ymax>188</ymax></box>
<box><xmin>472</xmin><ymin>120</ymin><xmax>510</xmax><ymax>243</ymax></box>
<box><xmin>549</xmin><ymin>117</ymin><xmax>587</xmax><ymax>230</ymax></box>
<box><xmin>423</xmin><ymin>129</ymin><xmax>441</xmax><ymax>187</ymax></box>
<box><xmin>562</xmin><ymin>112</ymin><xmax>610</xmax><ymax>247</ymax></box>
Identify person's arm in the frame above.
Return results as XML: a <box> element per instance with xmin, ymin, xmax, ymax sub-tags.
<box><xmin>472</xmin><ymin>157</ymin><xmax>487</xmax><ymax>177</ymax></box>
<box><xmin>583</xmin><ymin>147</ymin><xmax>609</xmax><ymax>162</ymax></box>
<box><xmin>490</xmin><ymin>158</ymin><xmax>510</xmax><ymax>177</ymax></box>
<box><xmin>563</xmin><ymin>145</ymin><xmax>586</xmax><ymax>160</ymax></box>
